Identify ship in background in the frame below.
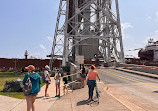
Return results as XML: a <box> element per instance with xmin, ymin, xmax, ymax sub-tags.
<box><xmin>139</xmin><ymin>38</ymin><xmax>158</xmax><ymax>62</ymax></box>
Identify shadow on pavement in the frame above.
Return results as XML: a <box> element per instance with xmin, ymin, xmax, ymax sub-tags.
<box><xmin>76</xmin><ymin>100</ymin><xmax>90</xmax><ymax>106</ymax></box>
<box><xmin>36</xmin><ymin>96</ymin><xmax>44</xmax><ymax>99</ymax></box>
<box><xmin>153</xmin><ymin>91</ymin><xmax>158</xmax><ymax>93</ymax></box>
<box><xmin>43</xmin><ymin>97</ymin><xmax>56</xmax><ymax>100</ymax></box>
<box><xmin>36</xmin><ymin>96</ymin><xmax>56</xmax><ymax>100</ymax></box>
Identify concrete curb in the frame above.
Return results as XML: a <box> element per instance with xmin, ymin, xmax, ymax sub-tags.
<box><xmin>115</xmin><ymin>68</ymin><xmax>158</xmax><ymax>79</ymax></box>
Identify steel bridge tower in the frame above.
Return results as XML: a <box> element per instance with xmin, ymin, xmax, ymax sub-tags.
<box><xmin>49</xmin><ymin>0</ymin><xmax>125</xmax><ymax>68</ymax></box>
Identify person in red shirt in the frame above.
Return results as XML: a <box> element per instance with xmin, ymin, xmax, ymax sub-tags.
<box><xmin>87</xmin><ymin>65</ymin><xmax>100</xmax><ymax>101</ymax></box>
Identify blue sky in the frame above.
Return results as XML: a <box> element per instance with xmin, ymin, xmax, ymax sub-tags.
<box><xmin>0</xmin><ymin>0</ymin><xmax>158</xmax><ymax>59</ymax></box>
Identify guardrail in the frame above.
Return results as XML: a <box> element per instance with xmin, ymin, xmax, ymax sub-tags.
<box><xmin>58</xmin><ymin>72</ymin><xmax>80</xmax><ymax>98</ymax></box>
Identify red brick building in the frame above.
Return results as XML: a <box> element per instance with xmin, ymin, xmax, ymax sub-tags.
<box><xmin>0</xmin><ymin>58</ymin><xmax>62</xmax><ymax>70</ymax></box>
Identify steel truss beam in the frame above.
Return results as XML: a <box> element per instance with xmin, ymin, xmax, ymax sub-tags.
<box><xmin>50</xmin><ymin>0</ymin><xmax>125</xmax><ymax>67</ymax></box>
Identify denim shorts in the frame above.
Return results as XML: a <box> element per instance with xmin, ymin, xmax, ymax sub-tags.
<box><xmin>80</xmin><ymin>74</ymin><xmax>86</xmax><ymax>78</ymax></box>
<box><xmin>45</xmin><ymin>80</ymin><xmax>51</xmax><ymax>84</ymax></box>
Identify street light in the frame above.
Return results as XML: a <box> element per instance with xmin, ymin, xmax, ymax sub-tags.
<box><xmin>94</xmin><ymin>54</ymin><xmax>98</xmax><ymax>66</ymax></box>
<box><xmin>12</xmin><ymin>58</ymin><xmax>18</xmax><ymax>76</ymax></box>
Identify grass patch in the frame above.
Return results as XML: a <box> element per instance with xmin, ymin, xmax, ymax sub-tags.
<box><xmin>0</xmin><ymin>92</ymin><xmax>24</xmax><ymax>99</ymax></box>
<box><xmin>0</xmin><ymin>75</ymin><xmax>45</xmax><ymax>99</ymax></box>
<box><xmin>0</xmin><ymin>72</ymin><xmax>22</xmax><ymax>76</ymax></box>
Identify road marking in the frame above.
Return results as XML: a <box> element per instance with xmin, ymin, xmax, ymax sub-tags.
<box><xmin>99</xmin><ymin>69</ymin><xmax>158</xmax><ymax>89</ymax></box>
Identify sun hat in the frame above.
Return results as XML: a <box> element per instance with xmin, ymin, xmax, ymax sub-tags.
<box><xmin>45</xmin><ymin>65</ymin><xmax>50</xmax><ymax>69</ymax></box>
<box><xmin>25</xmin><ymin>65</ymin><xmax>35</xmax><ymax>70</ymax></box>
<box><xmin>91</xmin><ymin>65</ymin><xmax>96</xmax><ymax>70</ymax></box>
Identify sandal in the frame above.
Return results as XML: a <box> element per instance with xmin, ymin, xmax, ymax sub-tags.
<box><xmin>45</xmin><ymin>94</ymin><xmax>50</xmax><ymax>97</ymax></box>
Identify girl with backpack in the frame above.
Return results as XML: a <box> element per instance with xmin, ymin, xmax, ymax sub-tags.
<box><xmin>23</xmin><ymin>65</ymin><xmax>41</xmax><ymax>111</ymax></box>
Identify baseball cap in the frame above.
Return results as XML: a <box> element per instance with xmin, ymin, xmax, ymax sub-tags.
<box><xmin>25</xmin><ymin>65</ymin><xmax>35</xmax><ymax>70</ymax></box>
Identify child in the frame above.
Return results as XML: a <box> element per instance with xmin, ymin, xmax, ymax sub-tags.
<box><xmin>54</xmin><ymin>69</ymin><xmax>61</xmax><ymax>97</ymax></box>
<box><xmin>63</xmin><ymin>73</ymin><xmax>69</xmax><ymax>95</ymax></box>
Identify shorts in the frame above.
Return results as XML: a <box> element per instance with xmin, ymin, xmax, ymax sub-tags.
<box><xmin>80</xmin><ymin>74</ymin><xmax>86</xmax><ymax>78</ymax></box>
<box><xmin>64</xmin><ymin>81</ymin><xmax>68</xmax><ymax>85</ymax></box>
<box><xmin>24</xmin><ymin>93</ymin><xmax>38</xmax><ymax>96</ymax></box>
<box><xmin>45</xmin><ymin>80</ymin><xmax>51</xmax><ymax>84</ymax></box>
<box><xmin>55</xmin><ymin>80</ymin><xmax>60</xmax><ymax>85</ymax></box>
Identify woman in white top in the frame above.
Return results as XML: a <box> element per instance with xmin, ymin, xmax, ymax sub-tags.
<box><xmin>44</xmin><ymin>65</ymin><xmax>51</xmax><ymax>97</ymax></box>
<box><xmin>54</xmin><ymin>69</ymin><xmax>61</xmax><ymax>97</ymax></box>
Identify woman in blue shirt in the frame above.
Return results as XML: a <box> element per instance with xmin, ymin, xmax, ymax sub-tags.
<box><xmin>23</xmin><ymin>65</ymin><xmax>41</xmax><ymax>111</ymax></box>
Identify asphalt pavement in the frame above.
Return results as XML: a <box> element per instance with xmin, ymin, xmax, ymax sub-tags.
<box><xmin>97</xmin><ymin>69</ymin><xmax>158</xmax><ymax>111</ymax></box>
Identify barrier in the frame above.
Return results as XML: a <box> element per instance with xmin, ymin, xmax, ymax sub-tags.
<box><xmin>117</xmin><ymin>64</ymin><xmax>158</xmax><ymax>75</ymax></box>
<box><xmin>58</xmin><ymin>72</ymin><xmax>80</xmax><ymax>98</ymax></box>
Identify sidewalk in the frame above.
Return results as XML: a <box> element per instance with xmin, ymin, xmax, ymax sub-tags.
<box><xmin>11</xmin><ymin>77</ymin><xmax>61</xmax><ymax>111</ymax></box>
<box><xmin>0</xmin><ymin>77</ymin><xmax>130</xmax><ymax>111</ymax></box>
<box><xmin>48</xmin><ymin>81</ymin><xmax>130</xmax><ymax>111</ymax></box>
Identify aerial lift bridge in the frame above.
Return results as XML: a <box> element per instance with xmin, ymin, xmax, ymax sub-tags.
<box><xmin>49</xmin><ymin>0</ymin><xmax>125</xmax><ymax>68</ymax></box>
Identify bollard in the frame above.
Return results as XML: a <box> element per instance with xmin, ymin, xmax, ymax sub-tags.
<box><xmin>72</xmin><ymin>75</ymin><xmax>73</xmax><ymax>92</ymax></box>
<box><xmin>59</xmin><ymin>79</ymin><xmax>61</xmax><ymax>98</ymax></box>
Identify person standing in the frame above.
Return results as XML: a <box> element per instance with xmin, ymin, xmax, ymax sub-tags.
<box><xmin>63</xmin><ymin>73</ymin><xmax>69</xmax><ymax>95</ymax></box>
<box><xmin>87</xmin><ymin>65</ymin><xmax>100</xmax><ymax>101</ymax></box>
<box><xmin>54</xmin><ymin>69</ymin><xmax>61</xmax><ymax>97</ymax></box>
<box><xmin>44</xmin><ymin>65</ymin><xmax>51</xmax><ymax>97</ymax></box>
<box><xmin>23</xmin><ymin>65</ymin><xmax>41</xmax><ymax>111</ymax></box>
<box><xmin>79</xmin><ymin>64</ymin><xmax>87</xmax><ymax>88</ymax></box>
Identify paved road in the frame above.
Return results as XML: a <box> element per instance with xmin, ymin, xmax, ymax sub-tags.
<box><xmin>97</xmin><ymin>69</ymin><xmax>158</xmax><ymax>111</ymax></box>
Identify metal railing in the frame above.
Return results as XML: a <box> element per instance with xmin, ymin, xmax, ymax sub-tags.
<box><xmin>58</xmin><ymin>72</ymin><xmax>80</xmax><ymax>98</ymax></box>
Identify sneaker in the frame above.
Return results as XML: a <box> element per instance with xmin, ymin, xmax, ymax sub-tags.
<box><xmin>55</xmin><ymin>95</ymin><xmax>60</xmax><ymax>97</ymax></box>
<box><xmin>86</xmin><ymin>98</ymin><xmax>90</xmax><ymax>101</ymax></box>
<box><xmin>90</xmin><ymin>98</ymin><xmax>94</xmax><ymax>101</ymax></box>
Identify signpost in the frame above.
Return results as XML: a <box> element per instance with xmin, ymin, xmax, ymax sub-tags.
<box><xmin>77</xmin><ymin>56</ymin><xmax>84</xmax><ymax>64</ymax></box>
<box><xmin>77</xmin><ymin>56</ymin><xmax>84</xmax><ymax>69</ymax></box>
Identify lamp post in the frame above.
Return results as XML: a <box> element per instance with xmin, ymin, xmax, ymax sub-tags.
<box><xmin>94</xmin><ymin>54</ymin><xmax>97</xmax><ymax>67</ymax></box>
<box><xmin>12</xmin><ymin>59</ymin><xmax>18</xmax><ymax>76</ymax></box>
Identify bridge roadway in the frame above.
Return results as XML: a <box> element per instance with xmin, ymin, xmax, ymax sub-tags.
<box><xmin>97</xmin><ymin>68</ymin><xmax>158</xmax><ymax>110</ymax></box>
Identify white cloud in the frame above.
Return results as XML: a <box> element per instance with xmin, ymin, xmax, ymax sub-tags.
<box><xmin>121</xmin><ymin>23</ymin><xmax>133</xmax><ymax>39</ymax></box>
<box><xmin>155</xmin><ymin>30</ymin><xmax>158</xmax><ymax>35</ymax></box>
<box><xmin>39</xmin><ymin>44</ymin><xmax>47</xmax><ymax>51</ymax></box>
<box><xmin>47</xmin><ymin>36</ymin><xmax>53</xmax><ymax>42</ymax></box>
<box><xmin>121</xmin><ymin>23</ymin><xmax>133</xmax><ymax>30</ymax></box>
<box><xmin>145</xmin><ymin>16</ymin><xmax>152</xmax><ymax>21</ymax></box>
<box><xmin>143</xmin><ymin>29</ymin><xmax>158</xmax><ymax>44</ymax></box>
<box><xmin>156</xmin><ymin>11</ymin><xmax>158</xmax><ymax>19</ymax></box>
